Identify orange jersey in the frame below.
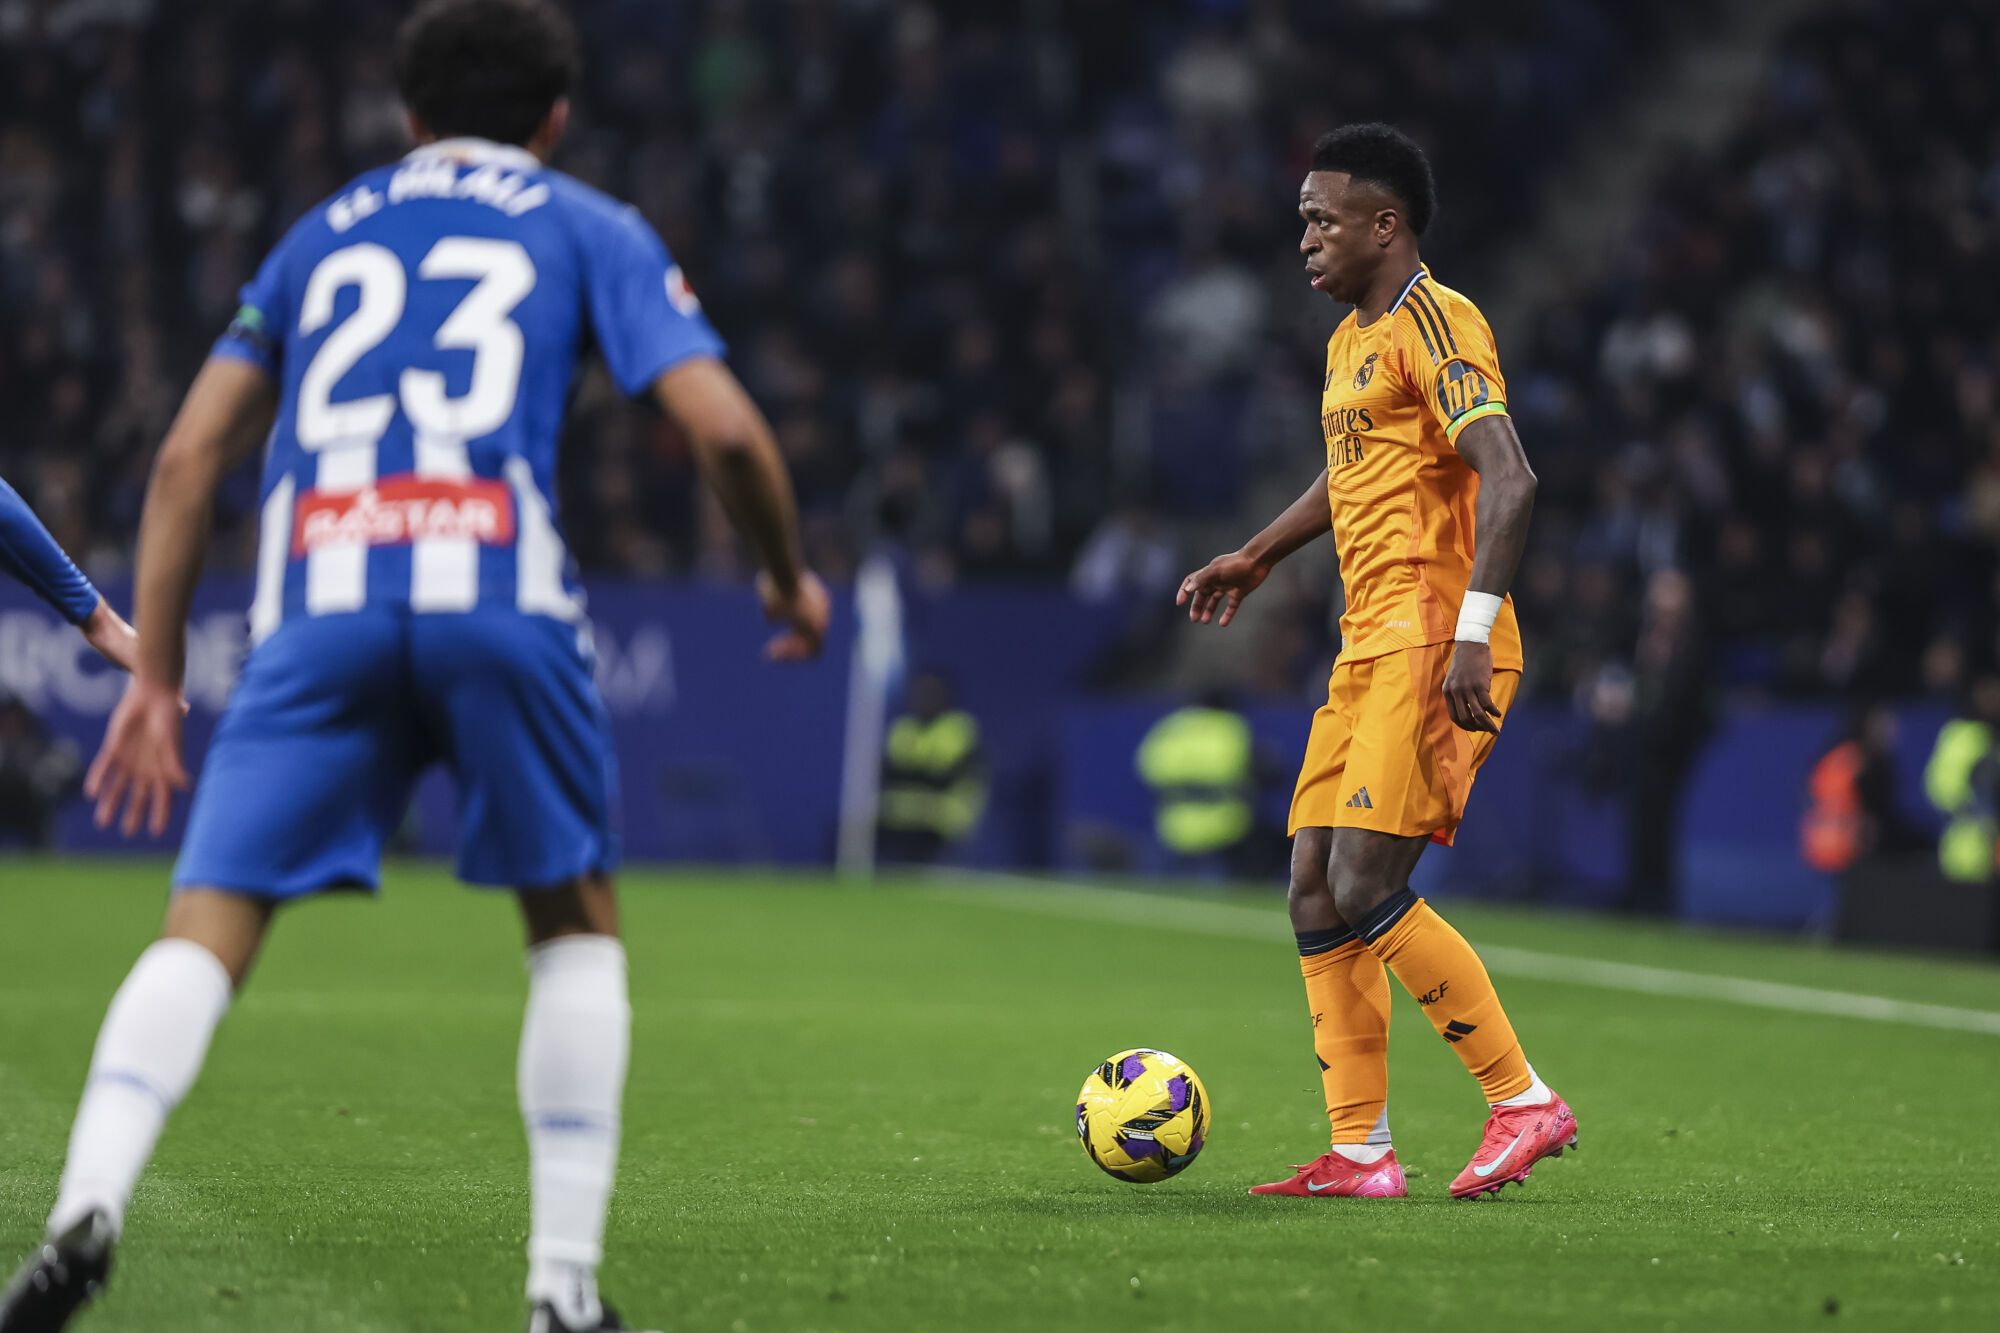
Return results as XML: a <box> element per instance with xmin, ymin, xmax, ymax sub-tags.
<box><xmin>1319</xmin><ymin>267</ymin><xmax>1523</xmax><ymax>669</ymax></box>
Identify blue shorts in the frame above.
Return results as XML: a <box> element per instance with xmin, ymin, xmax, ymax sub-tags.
<box><xmin>175</xmin><ymin>609</ymin><xmax>619</xmax><ymax>897</ymax></box>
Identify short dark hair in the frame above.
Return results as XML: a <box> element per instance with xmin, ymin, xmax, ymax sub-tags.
<box><xmin>1310</xmin><ymin>123</ymin><xmax>1437</xmax><ymax>235</ymax></box>
<box><xmin>394</xmin><ymin>0</ymin><xmax>579</xmax><ymax>147</ymax></box>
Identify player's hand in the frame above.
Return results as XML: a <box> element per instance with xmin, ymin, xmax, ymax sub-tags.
<box><xmin>1178</xmin><ymin>552</ymin><xmax>1270</xmax><ymax>627</ymax></box>
<box><xmin>80</xmin><ymin>600</ymin><xmax>140</xmax><ymax>673</ymax></box>
<box><xmin>85</xmin><ymin>677</ymin><xmax>189</xmax><ymax>837</ymax></box>
<box><xmin>758</xmin><ymin>569</ymin><xmax>830</xmax><ymax>662</ymax></box>
<box><xmin>1443</xmin><ymin>641</ymin><xmax>1503</xmax><ymax>734</ymax></box>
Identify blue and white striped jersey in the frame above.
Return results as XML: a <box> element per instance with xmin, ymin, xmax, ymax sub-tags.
<box><xmin>215</xmin><ymin>138</ymin><xmax>723</xmax><ymax>639</ymax></box>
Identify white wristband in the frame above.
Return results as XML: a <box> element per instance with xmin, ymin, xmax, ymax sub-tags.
<box><xmin>1454</xmin><ymin>591</ymin><xmax>1503</xmax><ymax>645</ymax></box>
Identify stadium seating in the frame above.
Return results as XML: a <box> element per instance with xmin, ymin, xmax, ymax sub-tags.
<box><xmin>1</xmin><ymin>0</ymin><xmax>1710</xmax><ymax>592</ymax></box>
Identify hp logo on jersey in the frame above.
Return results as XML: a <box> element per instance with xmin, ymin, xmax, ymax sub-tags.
<box><xmin>1435</xmin><ymin>359</ymin><xmax>1491</xmax><ymax>420</ymax></box>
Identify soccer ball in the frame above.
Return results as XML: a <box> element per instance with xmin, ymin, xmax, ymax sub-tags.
<box><xmin>1074</xmin><ymin>1048</ymin><xmax>1211</xmax><ymax>1183</ymax></box>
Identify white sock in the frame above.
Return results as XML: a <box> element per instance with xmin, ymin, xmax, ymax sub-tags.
<box><xmin>48</xmin><ymin>939</ymin><xmax>233</xmax><ymax>1237</ymax></box>
<box><xmin>1493</xmin><ymin>1064</ymin><xmax>1552</xmax><ymax>1109</ymax></box>
<box><xmin>520</xmin><ymin>935</ymin><xmax>630</xmax><ymax>1327</ymax></box>
<box><xmin>1330</xmin><ymin>1143</ymin><xmax>1393</xmax><ymax>1165</ymax></box>
<box><xmin>1331</xmin><ymin>1105</ymin><xmax>1393</xmax><ymax>1163</ymax></box>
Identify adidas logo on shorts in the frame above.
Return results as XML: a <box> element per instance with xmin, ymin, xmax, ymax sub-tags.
<box><xmin>1345</xmin><ymin>788</ymin><xmax>1374</xmax><ymax>810</ymax></box>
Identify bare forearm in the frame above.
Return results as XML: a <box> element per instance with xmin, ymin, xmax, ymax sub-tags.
<box><xmin>694</xmin><ymin>431</ymin><xmax>805</xmax><ymax>593</ymax></box>
<box><xmin>1241</xmin><ymin>469</ymin><xmax>1332</xmax><ymax>567</ymax></box>
<box><xmin>131</xmin><ymin>357</ymin><xmax>277</xmax><ymax>687</ymax></box>
<box><xmin>1453</xmin><ymin>415</ymin><xmax>1537</xmax><ymax>599</ymax></box>
<box><xmin>130</xmin><ymin>449</ymin><xmax>217</xmax><ymax>687</ymax></box>
<box><xmin>131</xmin><ymin>452</ymin><xmax>219</xmax><ymax>680</ymax></box>
<box><xmin>652</xmin><ymin>358</ymin><xmax>807</xmax><ymax>592</ymax></box>
<box><xmin>1466</xmin><ymin>472</ymin><xmax>1535</xmax><ymax>597</ymax></box>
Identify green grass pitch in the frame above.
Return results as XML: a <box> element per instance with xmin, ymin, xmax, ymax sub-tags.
<box><xmin>3</xmin><ymin>860</ymin><xmax>1998</xmax><ymax>1332</ymax></box>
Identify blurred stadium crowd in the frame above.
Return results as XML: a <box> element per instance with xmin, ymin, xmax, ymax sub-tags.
<box><xmin>1509</xmin><ymin>0</ymin><xmax>1998</xmax><ymax>707</ymax></box>
<box><xmin>0</xmin><ymin>0</ymin><xmax>1987</xmax><ymax>711</ymax></box>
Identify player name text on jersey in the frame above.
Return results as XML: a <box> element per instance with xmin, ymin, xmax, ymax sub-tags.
<box><xmin>328</xmin><ymin>160</ymin><xmax>551</xmax><ymax>233</ymax></box>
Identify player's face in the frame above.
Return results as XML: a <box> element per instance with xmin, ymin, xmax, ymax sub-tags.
<box><xmin>1298</xmin><ymin>172</ymin><xmax>1379</xmax><ymax>304</ymax></box>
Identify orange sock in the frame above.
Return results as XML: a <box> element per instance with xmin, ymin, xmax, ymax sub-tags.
<box><xmin>1296</xmin><ymin>930</ymin><xmax>1391</xmax><ymax>1147</ymax></box>
<box><xmin>1357</xmin><ymin>891</ymin><xmax>1532</xmax><ymax>1104</ymax></box>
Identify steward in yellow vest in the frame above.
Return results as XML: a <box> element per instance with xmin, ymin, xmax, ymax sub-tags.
<box><xmin>1925</xmin><ymin>679</ymin><xmax>2000</xmax><ymax>883</ymax></box>
<box><xmin>1137</xmin><ymin>695</ymin><xmax>1254</xmax><ymax>860</ymax></box>
<box><xmin>878</xmin><ymin>672</ymin><xmax>986</xmax><ymax>863</ymax></box>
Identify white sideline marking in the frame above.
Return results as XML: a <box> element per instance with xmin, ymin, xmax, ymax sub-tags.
<box><xmin>931</xmin><ymin>872</ymin><xmax>2000</xmax><ymax>1038</ymax></box>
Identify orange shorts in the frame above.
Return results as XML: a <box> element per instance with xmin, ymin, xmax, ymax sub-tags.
<box><xmin>1288</xmin><ymin>641</ymin><xmax>1520</xmax><ymax>845</ymax></box>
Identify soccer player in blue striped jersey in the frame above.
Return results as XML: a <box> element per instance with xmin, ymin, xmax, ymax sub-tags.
<box><xmin>0</xmin><ymin>477</ymin><xmax>139</xmax><ymax>671</ymax></box>
<box><xmin>0</xmin><ymin>4</ymin><xmax>826</xmax><ymax>1332</ymax></box>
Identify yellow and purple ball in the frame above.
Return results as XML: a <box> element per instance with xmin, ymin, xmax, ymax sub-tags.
<box><xmin>1074</xmin><ymin>1047</ymin><xmax>1211</xmax><ymax>1183</ymax></box>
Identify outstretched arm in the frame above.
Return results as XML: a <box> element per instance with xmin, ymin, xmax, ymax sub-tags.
<box><xmin>1178</xmin><ymin>468</ymin><xmax>1331</xmax><ymax>627</ymax></box>
<box><xmin>0</xmin><ymin>476</ymin><xmax>101</xmax><ymax>623</ymax></box>
<box><xmin>1442</xmin><ymin>414</ymin><xmax>1537</xmax><ymax>733</ymax></box>
<box><xmin>87</xmin><ymin>356</ymin><xmax>275</xmax><ymax>834</ymax></box>
<box><xmin>650</xmin><ymin>357</ymin><xmax>828</xmax><ymax>660</ymax></box>
<box><xmin>0</xmin><ymin>476</ymin><xmax>143</xmax><ymax>669</ymax></box>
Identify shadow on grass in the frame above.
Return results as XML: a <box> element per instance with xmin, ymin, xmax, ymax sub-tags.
<box><xmin>977</xmin><ymin>1182</ymin><xmax>1493</xmax><ymax>1220</ymax></box>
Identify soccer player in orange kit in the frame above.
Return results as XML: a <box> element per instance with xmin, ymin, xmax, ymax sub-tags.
<box><xmin>1179</xmin><ymin>124</ymin><xmax>1576</xmax><ymax>1200</ymax></box>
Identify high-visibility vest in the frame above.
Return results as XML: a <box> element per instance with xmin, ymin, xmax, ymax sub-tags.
<box><xmin>1137</xmin><ymin>707</ymin><xmax>1254</xmax><ymax>856</ymax></box>
<box><xmin>880</xmin><ymin>711</ymin><xmax>984</xmax><ymax>839</ymax></box>
<box><xmin>1801</xmin><ymin>741</ymin><xmax>1863</xmax><ymax>873</ymax></box>
<box><xmin>1924</xmin><ymin>719</ymin><xmax>1999</xmax><ymax>883</ymax></box>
